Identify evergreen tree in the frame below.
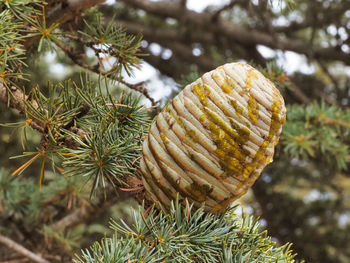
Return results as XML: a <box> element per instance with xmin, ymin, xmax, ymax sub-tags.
<box><xmin>0</xmin><ymin>1</ymin><xmax>349</xmax><ymax>263</ymax></box>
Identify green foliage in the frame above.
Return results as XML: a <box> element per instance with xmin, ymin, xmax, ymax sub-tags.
<box><xmin>1</xmin><ymin>0</ymin><xmax>42</xmax><ymax>18</ymax></box>
<box><xmin>75</xmin><ymin>199</ymin><xmax>296</xmax><ymax>263</ymax></box>
<box><xmin>0</xmin><ymin>168</ymin><xmax>38</xmax><ymax>222</ymax></box>
<box><xmin>0</xmin><ymin>0</ymin><xmax>42</xmax><ymax>81</ymax></box>
<box><xmin>6</xmin><ymin>77</ymin><xmax>150</xmax><ymax>193</ymax></box>
<box><xmin>42</xmin><ymin>224</ymin><xmax>87</xmax><ymax>253</ymax></box>
<box><xmin>62</xmin><ymin>98</ymin><xmax>149</xmax><ymax>190</ymax></box>
<box><xmin>256</xmin><ymin>61</ymin><xmax>291</xmax><ymax>92</ymax></box>
<box><xmin>282</xmin><ymin>102</ymin><xmax>350</xmax><ymax>170</ymax></box>
<box><xmin>0</xmin><ymin>8</ymin><xmax>150</xmax><ymax>259</ymax></box>
<box><xmin>0</xmin><ymin>9</ymin><xmax>25</xmax><ymax>82</ymax></box>
<box><xmin>0</xmin><ymin>168</ymin><xmax>91</xmax><ymax>226</ymax></box>
<box><xmin>79</xmin><ymin>13</ymin><xmax>143</xmax><ymax>77</ymax></box>
<box><xmin>0</xmin><ymin>168</ymin><xmax>106</xmax><ymax>255</ymax></box>
<box><xmin>0</xmin><ymin>1</ymin><xmax>147</xmax><ymax>195</ymax></box>
<box><xmin>177</xmin><ymin>70</ymin><xmax>201</xmax><ymax>90</ymax></box>
<box><xmin>1</xmin><ymin>0</ymin><xmax>349</xmax><ymax>262</ymax></box>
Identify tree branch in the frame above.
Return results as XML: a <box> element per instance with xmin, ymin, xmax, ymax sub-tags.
<box><xmin>288</xmin><ymin>83</ymin><xmax>311</xmax><ymax>104</ymax></box>
<box><xmin>24</xmin><ymin>0</ymin><xmax>106</xmax><ymax>49</ymax></box>
<box><xmin>2</xmin><ymin>0</ymin><xmax>108</xmax><ymax>132</ymax></box>
<box><xmin>0</xmin><ymin>81</ymin><xmax>45</xmax><ymax>133</ymax></box>
<box><xmin>0</xmin><ymin>234</ymin><xmax>51</xmax><ymax>263</ymax></box>
<box><xmin>211</xmin><ymin>0</ymin><xmax>246</xmax><ymax>22</ymax></box>
<box><xmin>318</xmin><ymin>60</ymin><xmax>339</xmax><ymax>91</ymax></box>
<box><xmin>179</xmin><ymin>0</ymin><xmax>187</xmax><ymax>8</ymax></box>
<box><xmin>118</xmin><ymin>0</ymin><xmax>350</xmax><ymax>65</ymax></box>
<box><xmin>53</xmin><ymin>39</ymin><xmax>159</xmax><ymax>108</ymax></box>
<box><xmin>0</xmin><ymin>258</ymin><xmax>29</xmax><ymax>263</ymax></box>
<box><xmin>161</xmin><ymin>41</ymin><xmax>219</xmax><ymax>71</ymax></box>
<box><xmin>53</xmin><ymin>189</ymin><xmax>133</xmax><ymax>231</ymax></box>
<box><xmin>141</xmin><ymin>47</ymin><xmax>189</xmax><ymax>79</ymax></box>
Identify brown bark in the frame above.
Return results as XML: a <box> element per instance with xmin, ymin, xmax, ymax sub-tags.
<box><xmin>0</xmin><ymin>234</ymin><xmax>51</xmax><ymax>263</ymax></box>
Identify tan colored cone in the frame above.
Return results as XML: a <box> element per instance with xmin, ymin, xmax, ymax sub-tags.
<box><xmin>140</xmin><ymin>62</ymin><xmax>286</xmax><ymax>212</ymax></box>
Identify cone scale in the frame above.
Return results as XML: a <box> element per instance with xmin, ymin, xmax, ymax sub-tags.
<box><xmin>140</xmin><ymin>62</ymin><xmax>286</xmax><ymax>212</ymax></box>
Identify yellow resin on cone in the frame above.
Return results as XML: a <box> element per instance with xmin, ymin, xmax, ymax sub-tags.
<box><xmin>140</xmin><ymin>62</ymin><xmax>286</xmax><ymax>212</ymax></box>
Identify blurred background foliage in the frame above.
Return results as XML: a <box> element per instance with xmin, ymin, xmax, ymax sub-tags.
<box><xmin>1</xmin><ymin>0</ymin><xmax>350</xmax><ymax>262</ymax></box>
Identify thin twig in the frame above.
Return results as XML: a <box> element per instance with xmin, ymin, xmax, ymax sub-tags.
<box><xmin>53</xmin><ymin>188</ymin><xmax>132</xmax><ymax>231</ymax></box>
<box><xmin>0</xmin><ymin>81</ymin><xmax>45</xmax><ymax>133</ymax></box>
<box><xmin>0</xmin><ymin>80</ymin><xmax>87</xmax><ymax>149</ymax></box>
<box><xmin>316</xmin><ymin>116</ymin><xmax>350</xmax><ymax>128</ymax></box>
<box><xmin>118</xmin><ymin>78</ymin><xmax>159</xmax><ymax>109</ymax></box>
<box><xmin>132</xmin><ymin>155</ymin><xmax>142</xmax><ymax>165</ymax></box>
<box><xmin>0</xmin><ymin>234</ymin><xmax>51</xmax><ymax>263</ymax></box>
<box><xmin>54</xmin><ymin>40</ymin><xmax>159</xmax><ymax>109</ymax></box>
<box><xmin>24</xmin><ymin>0</ymin><xmax>105</xmax><ymax>49</ymax></box>
<box><xmin>105</xmin><ymin>103</ymin><xmax>133</xmax><ymax>108</ymax></box>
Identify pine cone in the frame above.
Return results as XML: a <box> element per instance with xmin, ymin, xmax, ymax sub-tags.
<box><xmin>140</xmin><ymin>62</ymin><xmax>286</xmax><ymax>212</ymax></box>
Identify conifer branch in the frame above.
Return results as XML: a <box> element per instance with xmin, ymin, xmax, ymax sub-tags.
<box><xmin>0</xmin><ymin>234</ymin><xmax>51</xmax><ymax>263</ymax></box>
<box><xmin>0</xmin><ymin>81</ymin><xmax>87</xmax><ymax>141</ymax></box>
<box><xmin>24</xmin><ymin>0</ymin><xmax>105</xmax><ymax>49</ymax></box>
<box><xmin>315</xmin><ymin>116</ymin><xmax>350</xmax><ymax>128</ymax></box>
<box><xmin>0</xmin><ymin>81</ymin><xmax>45</xmax><ymax>133</ymax></box>
<box><xmin>75</xmin><ymin>198</ymin><xmax>296</xmax><ymax>263</ymax></box>
<box><xmin>53</xmin><ymin>40</ymin><xmax>159</xmax><ymax>109</ymax></box>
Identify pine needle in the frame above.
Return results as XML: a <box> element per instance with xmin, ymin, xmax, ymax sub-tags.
<box><xmin>11</xmin><ymin>152</ymin><xmax>41</xmax><ymax>176</ymax></box>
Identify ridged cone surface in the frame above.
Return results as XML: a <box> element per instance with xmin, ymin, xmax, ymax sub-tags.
<box><xmin>140</xmin><ymin>62</ymin><xmax>286</xmax><ymax>212</ymax></box>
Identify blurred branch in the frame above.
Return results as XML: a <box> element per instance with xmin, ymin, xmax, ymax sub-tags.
<box><xmin>315</xmin><ymin>116</ymin><xmax>350</xmax><ymax>128</ymax></box>
<box><xmin>116</xmin><ymin>22</ymin><xmax>308</xmax><ymax>104</ymax></box>
<box><xmin>289</xmin><ymin>82</ymin><xmax>311</xmax><ymax>104</ymax></box>
<box><xmin>115</xmin><ymin>18</ymin><xmax>265</xmax><ymax>65</ymax></box>
<box><xmin>161</xmin><ymin>41</ymin><xmax>218</xmax><ymax>71</ymax></box>
<box><xmin>0</xmin><ymin>258</ymin><xmax>29</xmax><ymax>263</ymax></box>
<box><xmin>0</xmin><ymin>234</ymin><xmax>51</xmax><ymax>263</ymax></box>
<box><xmin>179</xmin><ymin>0</ymin><xmax>187</xmax><ymax>8</ymax></box>
<box><xmin>212</xmin><ymin>0</ymin><xmax>246</xmax><ymax>21</ymax></box>
<box><xmin>116</xmin><ymin>20</ymin><xmax>265</xmax><ymax>69</ymax></box>
<box><xmin>140</xmin><ymin>47</ymin><xmax>188</xmax><ymax>79</ymax></box>
<box><xmin>274</xmin><ymin>2</ymin><xmax>350</xmax><ymax>34</ymax></box>
<box><xmin>53</xmin><ymin>189</ymin><xmax>134</xmax><ymax>231</ymax></box>
<box><xmin>318</xmin><ymin>60</ymin><xmax>339</xmax><ymax>91</ymax></box>
<box><xmin>117</xmin><ymin>0</ymin><xmax>350</xmax><ymax>65</ymax></box>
